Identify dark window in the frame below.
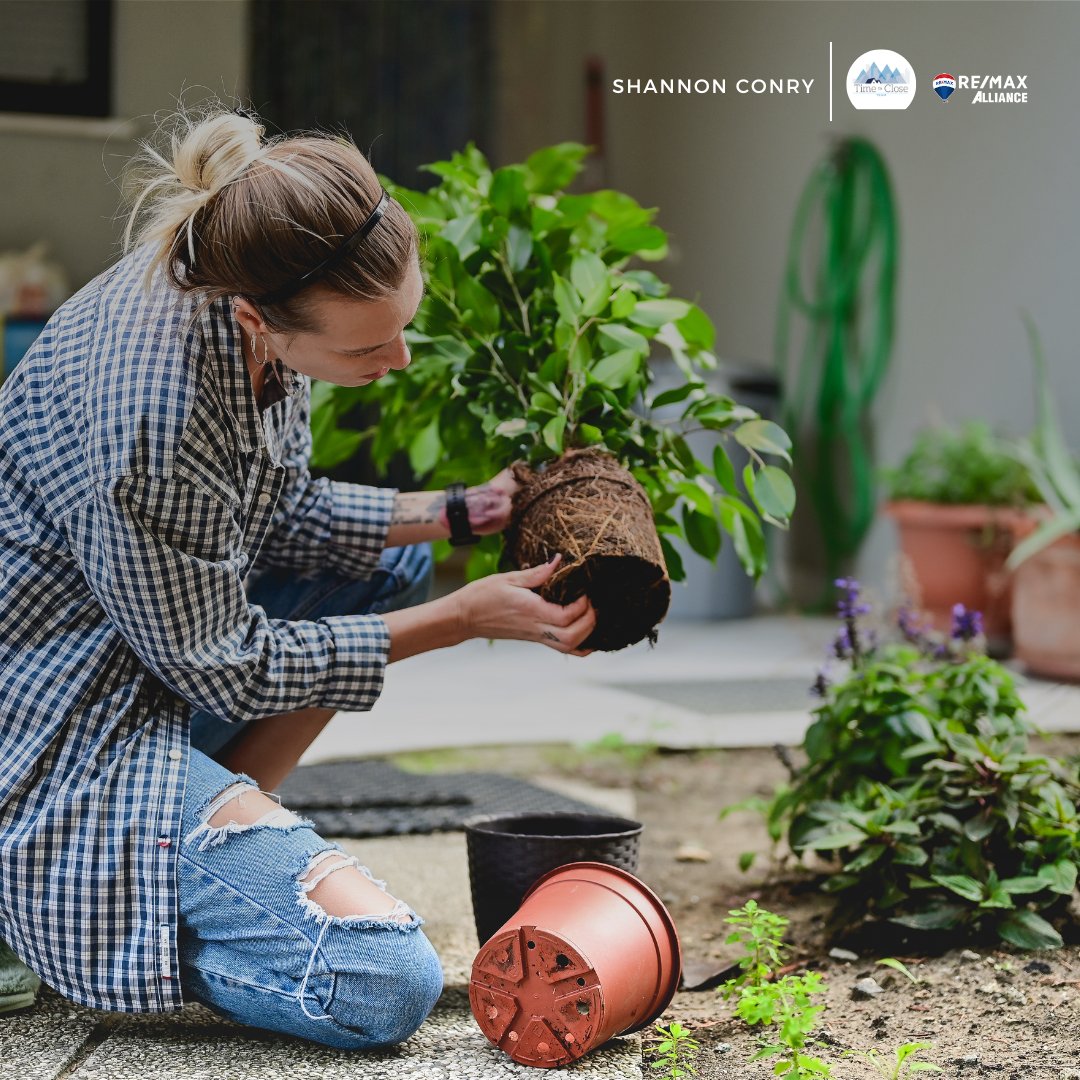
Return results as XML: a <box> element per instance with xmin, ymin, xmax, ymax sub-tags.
<box><xmin>0</xmin><ymin>0</ymin><xmax>112</xmax><ymax>117</ymax></box>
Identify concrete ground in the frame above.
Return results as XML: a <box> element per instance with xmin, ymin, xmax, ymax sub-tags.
<box><xmin>5</xmin><ymin>612</ymin><xmax>1078</xmax><ymax>1079</ymax></box>
<box><xmin>302</xmin><ymin>614</ymin><xmax>1080</xmax><ymax>764</ymax></box>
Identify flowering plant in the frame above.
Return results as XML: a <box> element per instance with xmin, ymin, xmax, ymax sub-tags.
<box><xmin>728</xmin><ymin>580</ymin><xmax>1080</xmax><ymax>950</ymax></box>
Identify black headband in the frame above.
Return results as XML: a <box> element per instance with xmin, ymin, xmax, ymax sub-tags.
<box><xmin>252</xmin><ymin>188</ymin><xmax>390</xmax><ymax>307</ymax></box>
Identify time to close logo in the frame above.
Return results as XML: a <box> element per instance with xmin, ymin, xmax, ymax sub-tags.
<box><xmin>846</xmin><ymin>49</ymin><xmax>917</xmax><ymax>110</ymax></box>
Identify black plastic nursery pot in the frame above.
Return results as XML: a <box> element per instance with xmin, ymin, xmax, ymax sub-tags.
<box><xmin>464</xmin><ymin>812</ymin><xmax>643</xmax><ymax>946</ymax></box>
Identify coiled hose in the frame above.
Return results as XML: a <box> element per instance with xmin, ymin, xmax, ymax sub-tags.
<box><xmin>776</xmin><ymin>136</ymin><xmax>898</xmax><ymax>602</ymax></box>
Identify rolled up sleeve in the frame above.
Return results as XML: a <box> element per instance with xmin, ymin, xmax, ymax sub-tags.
<box><xmin>61</xmin><ymin>472</ymin><xmax>390</xmax><ymax>722</ymax></box>
<box><xmin>259</xmin><ymin>378</ymin><xmax>397</xmax><ymax>577</ymax></box>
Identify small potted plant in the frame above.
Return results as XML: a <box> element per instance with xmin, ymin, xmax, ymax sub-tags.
<box><xmin>1005</xmin><ymin>315</ymin><xmax>1080</xmax><ymax>680</ymax></box>
<box><xmin>313</xmin><ymin>142</ymin><xmax>795</xmax><ymax>650</ymax></box>
<box><xmin>883</xmin><ymin>421</ymin><xmax>1037</xmax><ymax>651</ymax></box>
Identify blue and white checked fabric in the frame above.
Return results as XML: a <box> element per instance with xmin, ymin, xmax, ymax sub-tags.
<box><xmin>0</xmin><ymin>242</ymin><xmax>398</xmax><ymax>1012</ymax></box>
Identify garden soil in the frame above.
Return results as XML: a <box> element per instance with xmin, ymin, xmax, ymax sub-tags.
<box><xmin>392</xmin><ymin>735</ymin><xmax>1080</xmax><ymax>1079</ymax></box>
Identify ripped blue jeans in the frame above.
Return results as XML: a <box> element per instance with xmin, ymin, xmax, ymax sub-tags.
<box><xmin>178</xmin><ymin>544</ymin><xmax>444</xmax><ymax>1049</ymax></box>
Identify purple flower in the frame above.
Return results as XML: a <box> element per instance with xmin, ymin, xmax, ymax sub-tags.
<box><xmin>833</xmin><ymin>625</ymin><xmax>854</xmax><ymax>660</ymax></box>
<box><xmin>834</xmin><ymin>577</ymin><xmax>871</xmax><ymax>621</ymax></box>
<box><xmin>951</xmin><ymin>604</ymin><xmax>984</xmax><ymax>642</ymax></box>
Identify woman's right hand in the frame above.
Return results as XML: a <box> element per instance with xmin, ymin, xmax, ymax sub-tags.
<box><xmin>454</xmin><ymin>554</ymin><xmax>597</xmax><ymax>656</ymax></box>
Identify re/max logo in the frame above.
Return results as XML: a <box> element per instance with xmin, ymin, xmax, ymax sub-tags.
<box><xmin>956</xmin><ymin>75</ymin><xmax>1028</xmax><ymax>89</ymax></box>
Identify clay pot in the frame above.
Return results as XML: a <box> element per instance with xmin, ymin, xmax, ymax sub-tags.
<box><xmin>469</xmin><ymin>862</ymin><xmax>682</xmax><ymax>1068</ymax></box>
<box><xmin>465</xmin><ymin>812</ymin><xmax>642</xmax><ymax>946</ymax></box>
<box><xmin>1010</xmin><ymin>516</ymin><xmax>1080</xmax><ymax>681</ymax></box>
<box><xmin>504</xmin><ymin>449</ymin><xmax>671</xmax><ymax>651</ymax></box>
<box><xmin>885</xmin><ymin>500</ymin><xmax>1024</xmax><ymax>652</ymax></box>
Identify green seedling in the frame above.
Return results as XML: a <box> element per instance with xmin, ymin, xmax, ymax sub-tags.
<box><xmin>717</xmin><ymin>898</ymin><xmax>789</xmax><ymax>998</ymax></box>
<box><xmin>876</xmin><ymin>957</ymin><xmax>920</xmax><ymax>985</ymax></box>
<box><xmin>842</xmin><ymin>1040</ymin><xmax>942</xmax><ymax>1077</ymax></box>
<box><xmin>648</xmin><ymin>1021</ymin><xmax>700</xmax><ymax>1078</ymax></box>
<box><xmin>719</xmin><ymin>901</ymin><xmax>833</xmax><ymax>1078</ymax></box>
<box><xmin>740</xmin><ymin>970</ymin><xmax>832</xmax><ymax>1078</ymax></box>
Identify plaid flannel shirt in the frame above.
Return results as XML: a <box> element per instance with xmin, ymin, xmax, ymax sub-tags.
<box><xmin>0</xmin><ymin>242</ymin><xmax>397</xmax><ymax>1012</ymax></box>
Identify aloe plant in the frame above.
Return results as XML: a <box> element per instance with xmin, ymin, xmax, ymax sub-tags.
<box><xmin>1007</xmin><ymin>311</ymin><xmax>1080</xmax><ymax>569</ymax></box>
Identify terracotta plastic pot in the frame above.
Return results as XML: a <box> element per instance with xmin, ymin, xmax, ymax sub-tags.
<box><xmin>465</xmin><ymin>812</ymin><xmax>642</xmax><ymax>946</ymax></box>
<box><xmin>1010</xmin><ymin>516</ymin><xmax>1080</xmax><ymax>681</ymax></box>
<box><xmin>885</xmin><ymin>500</ymin><xmax>1023</xmax><ymax>651</ymax></box>
<box><xmin>469</xmin><ymin>861</ymin><xmax>682</xmax><ymax>1068</ymax></box>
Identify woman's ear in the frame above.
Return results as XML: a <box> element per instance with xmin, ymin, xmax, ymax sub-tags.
<box><xmin>231</xmin><ymin>296</ymin><xmax>267</xmax><ymax>339</ymax></box>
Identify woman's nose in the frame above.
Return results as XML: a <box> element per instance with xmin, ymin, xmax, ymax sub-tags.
<box><xmin>390</xmin><ymin>335</ymin><xmax>411</xmax><ymax>370</ymax></box>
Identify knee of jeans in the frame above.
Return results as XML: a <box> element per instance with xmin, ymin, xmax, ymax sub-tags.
<box><xmin>324</xmin><ymin>928</ymin><xmax>444</xmax><ymax>1048</ymax></box>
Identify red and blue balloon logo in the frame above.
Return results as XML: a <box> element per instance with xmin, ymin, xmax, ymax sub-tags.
<box><xmin>933</xmin><ymin>73</ymin><xmax>957</xmax><ymax>101</ymax></box>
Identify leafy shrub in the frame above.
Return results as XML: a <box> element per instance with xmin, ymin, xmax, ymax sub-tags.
<box><xmin>731</xmin><ymin>581</ymin><xmax>1080</xmax><ymax>950</ymax></box>
<box><xmin>309</xmin><ymin>142</ymin><xmax>794</xmax><ymax>581</ymax></box>
<box><xmin>882</xmin><ymin>421</ymin><xmax>1037</xmax><ymax>507</ymax></box>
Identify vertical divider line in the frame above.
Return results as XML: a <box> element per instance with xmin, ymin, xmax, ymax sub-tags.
<box><xmin>830</xmin><ymin>41</ymin><xmax>834</xmax><ymax>122</ymax></box>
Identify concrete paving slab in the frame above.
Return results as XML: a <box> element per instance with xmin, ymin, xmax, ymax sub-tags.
<box><xmin>0</xmin><ymin>987</ymin><xmax>101</xmax><ymax>1080</ymax></box>
<box><xmin>62</xmin><ymin>989</ymin><xmax>641</xmax><ymax>1079</ymax></box>
<box><xmin>302</xmin><ymin>615</ymin><xmax>1080</xmax><ymax>760</ymax></box>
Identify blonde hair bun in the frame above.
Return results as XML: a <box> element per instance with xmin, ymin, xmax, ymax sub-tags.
<box><xmin>120</xmin><ymin>99</ymin><xmax>417</xmax><ymax>335</ymax></box>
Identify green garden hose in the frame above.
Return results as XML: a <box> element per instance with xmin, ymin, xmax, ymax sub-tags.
<box><xmin>776</xmin><ymin>136</ymin><xmax>898</xmax><ymax>600</ymax></box>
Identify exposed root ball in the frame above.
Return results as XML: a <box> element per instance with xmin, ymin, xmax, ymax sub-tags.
<box><xmin>503</xmin><ymin>449</ymin><xmax>671</xmax><ymax>651</ymax></box>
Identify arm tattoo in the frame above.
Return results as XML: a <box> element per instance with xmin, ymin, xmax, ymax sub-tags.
<box><xmin>542</xmin><ymin>631</ymin><xmax>560</xmax><ymax>644</ymax></box>
<box><xmin>391</xmin><ymin>492</ymin><xmax>446</xmax><ymax>526</ymax></box>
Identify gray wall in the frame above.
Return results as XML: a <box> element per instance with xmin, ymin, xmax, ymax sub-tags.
<box><xmin>492</xmin><ymin>0</ymin><xmax>1077</xmax><ymax>590</ymax></box>
<box><xmin>0</xmin><ymin>0</ymin><xmax>249</xmax><ymax>288</ymax></box>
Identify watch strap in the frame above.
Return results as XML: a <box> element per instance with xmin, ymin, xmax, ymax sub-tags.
<box><xmin>446</xmin><ymin>482</ymin><xmax>480</xmax><ymax>547</ymax></box>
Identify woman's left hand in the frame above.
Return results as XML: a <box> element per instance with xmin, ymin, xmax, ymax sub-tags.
<box><xmin>463</xmin><ymin>467</ymin><xmax>520</xmax><ymax>536</ymax></box>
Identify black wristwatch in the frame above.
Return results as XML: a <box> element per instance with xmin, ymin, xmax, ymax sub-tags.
<box><xmin>445</xmin><ymin>482</ymin><xmax>480</xmax><ymax>547</ymax></box>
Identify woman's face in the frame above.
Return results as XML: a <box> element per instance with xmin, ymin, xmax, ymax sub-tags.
<box><xmin>242</xmin><ymin>259</ymin><xmax>426</xmax><ymax>387</ymax></box>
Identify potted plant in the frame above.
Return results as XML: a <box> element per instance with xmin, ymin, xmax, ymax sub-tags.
<box><xmin>1005</xmin><ymin>315</ymin><xmax>1080</xmax><ymax>680</ymax></box>
<box><xmin>312</xmin><ymin>142</ymin><xmax>795</xmax><ymax>650</ymax></box>
<box><xmin>882</xmin><ymin>421</ymin><xmax>1037</xmax><ymax>651</ymax></box>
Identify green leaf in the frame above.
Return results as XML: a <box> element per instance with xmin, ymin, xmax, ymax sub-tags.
<box><xmin>439</xmin><ymin>212</ymin><xmax>482</xmax><ymax>261</ymax></box>
<box><xmin>489</xmin><ymin>166</ymin><xmax>529</xmax><ymax>217</ymax></box>
<box><xmin>523</xmin><ymin>142</ymin><xmax>589</xmax><ymax>193</ymax></box>
<box><xmin>931</xmin><ymin>874</ymin><xmax>984</xmax><ymax>902</ymax></box>
<box><xmin>610</xmin><ymin>287</ymin><xmax>637</xmax><ymax>319</ymax></box>
<box><xmin>629</xmin><ymin>298</ymin><xmax>692</xmax><ymax>328</ymax></box>
<box><xmin>506</xmin><ymin>224</ymin><xmax>533</xmax><ymax>272</ymax></box>
<box><xmin>589</xmin><ymin>349</ymin><xmax>641</xmax><ymax>389</ymax></box>
<box><xmin>738</xmin><ymin>851</ymin><xmax>756</xmax><ymax>873</ymax></box>
<box><xmin>749</xmin><ymin>465</ymin><xmax>796</xmax><ymax>521</ymax></box>
<box><xmin>675</xmin><ymin>303</ymin><xmax>716</xmax><ymax>350</ymax></box>
<box><xmin>713</xmin><ymin>446</ymin><xmax>738</xmax><ymax>496</ymax></box>
<box><xmin>542</xmin><ymin>414</ymin><xmax>566</xmax><ymax>453</ymax></box>
<box><xmin>651</xmin><ymin>382</ymin><xmax>703</xmax><ymax>410</ymax></box>
<box><xmin>552</xmin><ymin>273</ymin><xmax>581</xmax><ymax>323</ymax></box>
<box><xmin>997</xmin><ymin>909</ymin><xmax>1064</xmax><ymax>950</ymax></box>
<box><xmin>608</xmin><ymin>224</ymin><xmax>668</xmax><ymax>254</ymax></box>
<box><xmin>570</xmin><ymin>252</ymin><xmax>609</xmax><ymax>299</ymax></box>
<box><xmin>877</xmin><ymin>957</ymin><xmax>919</xmax><ymax>983</ymax></box>
<box><xmin>888</xmin><ymin>904</ymin><xmax>966</xmax><ymax>930</ymax></box>
<box><xmin>597</xmin><ymin>322</ymin><xmax>649</xmax><ymax>356</ymax></box>
<box><xmin>659</xmin><ymin>535</ymin><xmax>685</xmax><ymax>581</ymax></box>
<box><xmin>454</xmin><ymin>274</ymin><xmax>501</xmax><ymax>335</ymax></box>
<box><xmin>1000</xmin><ymin>876</ymin><xmax>1045</xmax><ymax>895</ymax></box>
<box><xmin>408</xmin><ymin>418</ymin><xmax>441</xmax><ymax>475</ymax></box>
<box><xmin>1037</xmin><ymin>859</ymin><xmax>1078</xmax><ymax>895</ymax></box>
<box><xmin>682</xmin><ymin>505</ymin><xmax>721</xmax><ymax>560</ymax></box>
<box><xmin>734</xmin><ymin>419</ymin><xmax>793</xmax><ymax>463</ymax></box>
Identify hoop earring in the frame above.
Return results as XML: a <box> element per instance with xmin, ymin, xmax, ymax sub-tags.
<box><xmin>251</xmin><ymin>333</ymin><xmax>271</xmax><ymax>366</ymax></box>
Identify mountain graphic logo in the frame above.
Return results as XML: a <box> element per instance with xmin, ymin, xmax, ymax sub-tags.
<box><xmin>933</xmin><ymin>73</ymin><xmax>957</xmax><ymax>101</ymax></box>
<box><xmin>846</xmin><ymin>49</ymin><xmax>917</xmax><ymax>110</ymax></box>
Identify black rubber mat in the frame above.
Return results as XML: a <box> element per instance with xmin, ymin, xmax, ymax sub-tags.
<box><xmin>275</xmin><ymin>760</ymin><xmax>604</xmax><ymax>838</ymax></box>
